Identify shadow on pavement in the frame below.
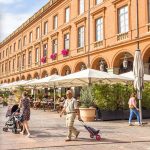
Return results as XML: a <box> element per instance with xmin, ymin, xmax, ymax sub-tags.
<box><xmin>9</xmin><ymin>138</ymin><xmax>150</xmax><ymax>150</ymax></box>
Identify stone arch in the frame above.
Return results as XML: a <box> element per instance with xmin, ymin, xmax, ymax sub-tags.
<box><xmin>4</xmin><ymin>80</ymin><xmax>7</xmax><ymax>83</ymax></box>
<box><xmin>61</xmin><ymin>65</ymin><xmax>71</xmax><ymax>76</ymax></box>
<box><xmin>41</xmin><ymin>70</ymin><xmax>48</xmax><ymax>78</ymax></box>
<box><xmin>27</xmin><ymin>74</ymin><xmax>32</xmax><ymax>80</ymax></box>
<box><xmin>74</xmin><ymin>62</ymin><xmax>87</xmax><ymax>72</ymax></box>
<box><xmin>8</xmin><ymin>79</ymin><xmax>10</xmax><ymax>83</ymax></box>
<box><xmin>50</xmin><ymin>68</ymin><xmax>59</xmax><ymax>75</ymax></box>
<box><xmin>1</xmin><ymin>81</ymin><xmax>3</xmax><ymax>84</ymax></box>
<box><xmin>34</xmin><ymin>72</ymin><xmax>39</xmax><ymax>79</ymax></box>
<box><xmin>91</xmin><ymin>57</ymin><xmax>108</xmax><ymax>72</ymax></box>
<box><xmin>16</xmin><ymin>77</ymin><xmax>20</xmax><ymax>81</ymax></box>
<box><xmin>12</xmin><ymin>78</ymin><xmax>15</xmax><ymax>82</ymax></box>
<box><xmin>21</xmin><ymin>75</ymin><xmax>25</xmax><ymax>80</ymax></box>
<box><xmin>112</xmin><ymin>50</ymin><xmax>134</xmax><ymax>74</ymax></box>
<box><xmin>142</xmin><ymin>45</ymin><xmax>150</xmax><ymax>74</ymax></box>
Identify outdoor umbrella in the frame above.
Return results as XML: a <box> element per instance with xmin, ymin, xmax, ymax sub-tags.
<box><xmin>25</xmin><ymin>75</ymin><xmax>61</xmax><ymax>110</ymax></box>
<box><xmin>120</xmin><ymin>71</ymin><xmax>150</xmax><ymax>82</ymax></box>
<box><xmin>133</xmin><ymin>49</ymin><xmax>144</xmax><ymax>123</ymax></box>
<box><xmin>51</xmin><ymin>69</ymin><xmax>131</xmax><ymax>87</ymax></box>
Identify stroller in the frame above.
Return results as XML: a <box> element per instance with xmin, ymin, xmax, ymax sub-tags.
<box><xmin>3</xmin><ymin>104</ymin><xmax>23</xmax><ymax>134</ymax></box>
<box><xmin>80</xmin><ymin>119</ymin><xmax>101</xmax><ymax>141</ymax></box>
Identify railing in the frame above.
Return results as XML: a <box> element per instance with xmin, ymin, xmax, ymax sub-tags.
<box><xmin>77</xmin><ymin>47</ymin><xmax>84</xmax><ymax>53</ymax></box>
<box><xmin>94</xmin><ymin>40</ymin><xmax>103</xmax><ymax>48</ymax></box>
<box><xmin>147</xmin><ymin>23</ymin><xmax>150</xmax><ymax>32</ymax></box>
<box><xmin>117</xmin><ymin>32</ymin><xmax>128</xmax><ymax>41</ymax></box>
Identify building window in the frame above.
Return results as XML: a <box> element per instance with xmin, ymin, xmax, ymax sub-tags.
<box><xmin>9</xmin><ymin>61</ymin><xmax>11</xmax><ymax>71</ymax></box>
<box><xmin>44</xmin><ymin>21</ymin><xmax>48</xmax><ymax>35</ymax></box>
<box><xmin>96</xmin><ymin>0</ymin><xmax>102</xmax><ymax>5</ymax></box>
<box><xmin>10</xmin><ymin>46</ymin><xmax>12</xmax><ymax>54</ymax></box>
<box><xmin>6</xmin><ymin>48</ymin><xmax>8</xmax><ymax>56</ymax></box>
<box><xmin>23</xmin><ymin>36</ymin><xmax>27</xmax><ymax>46</ymax></box>
<box><xmin>79</xmin><ymin>0</ymin><xmax>84</xmax><ymax>15</ymax></box>
<box><xmin>18</xmin><ymin>39</ymin><xmax>21</xmax><ymax>50</ymax></box>
<box><xmin>0</xmin><ymin>53</ymin><xmax>1</xmax><ymax>59</ymax></box>
<box><xmin>5</xmin><ymin>62</ymin><xmax>7</xmax><ymax>73</ymax></box>
<box><xmin>35</xmin><ymin>48</ymin><xmax>39</xmax><ymax>63</ymax></box>
<box><xmin>14</xmin><ymin>43</ymin><xmax>16</xmax><ymax>52</ymax></box>
<box><xmin>3</xmin><ymin>50</ymin><xmax>4</xmax><ymax>58</ymax></box>
<box><xmin>52</xmin><ymin>39</ymin><xmax>58</xmax><ymax>53</ymax></box>
<box><xmin>36</xmin><ymin>27</ymin><xmax>40</xmax><ymax>39</ymax></box>
<box><xmin>118</xmin><ymin>6</ymin><xmax>129</xmax><ymax>33</ymax></box>
<box><xmin>22</xmin><ymin>54</ymin><xmax>25</xmax><ymax>67</ymax></box>
<box><xmin>29</xmin><ymin>32</ymin><xmax>33</xmax><ymax>43</ymax></box>
<box><xmin>65</xmin><ymin>7</ymin><xmax>70</xmax><ymax>23</ymax></box>
<box><xmin>17</xmin><ymin>56</ymin><xmax>21</xmax><ymax>69</ymax></box>
<box><xmin>148</xmin><ymin>0</ymin><xmax>150</xmax><ymax>22</ymax></box>
<box><xmin>78</xmin><ymin>26</ymin><xmax>84</xmax><ymax>48</ymax></box>
<box><xmin>96</xmin><ymin>17</ymin><xmax>103</xmax><ymax>41</ymax></box>
<box><xmin>64</xmin><ymin>33</ymin><xmax>70</xmax><ymax>49</ymax></box>
<box><xmin>2</xmin><ymin>64</ymin><xmax>4</xmax><ymax>73</ymax></box>
<box><xmin>13</xmin><ymin>59</ymin><xmax>15</xmax><ymax>70</ymax></box>
<box><xmin>28</xmin><ymin>51</ymin><xmax>32</xmax><ymax>65</ymax></box>
<box><xmin>53</xmin><ymin>15</ymin><xmax>58</xmax><ymax>30</ymax></box>
<box><xmin>43</xmin><ymin>44</ymin><xmax>48</xmax><ymax>57</ymax></box>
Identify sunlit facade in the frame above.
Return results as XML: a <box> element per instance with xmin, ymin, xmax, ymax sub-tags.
<box><xmin>0</xmin><ymin>0</ymin><xmax>150</xmax><ymax>84</ymax></box>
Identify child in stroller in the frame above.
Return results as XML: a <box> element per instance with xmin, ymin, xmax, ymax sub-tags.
<box><xmin>3</xmin><ymin>104</ymin><xmax>23</xmax><ymax>134</ymax></box>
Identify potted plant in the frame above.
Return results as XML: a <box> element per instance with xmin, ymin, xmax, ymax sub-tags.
<box><xmin>61</xmin><ymin>49</ymin><xmax>69</xmax><ymax>57</ymax></box>
<box><xmin>41</xmin><ymin>56</ymin><xmax>47</xmax><ymax>63</ymax></box>
<box><xmin>79</xmin><ymin>86</ymin><xmax>96</xmax><ymax>122</ymax></box>
<box><xmin>92</xmin><ymin>83</ymin><xmax>133</xmax><ymax>121</ymax></box>
<box><xmin>50</xmin><ymin>53</ymin><xmax>57</xmax><ymax>60</ymax></box>
<box><xmin>12</xmin><ymin>86</ymin><xmax>25</xmax><ymax>103</ymax></box>
<box><xmin>2</xmin><ymin>92</ymin><xmax>9</xmax><ymax>106</ymax></box>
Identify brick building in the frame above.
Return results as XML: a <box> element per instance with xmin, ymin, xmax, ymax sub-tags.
<box><xmin>0</xmin><ymin>0</ymin><xmax>150</xmax><ymax>84</ymax></box>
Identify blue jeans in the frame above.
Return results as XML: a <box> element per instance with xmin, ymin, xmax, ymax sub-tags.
<box><xmin>129</xmin><ymin>108</ymin><xmax>140</xmax><ymax>124</ymax></box>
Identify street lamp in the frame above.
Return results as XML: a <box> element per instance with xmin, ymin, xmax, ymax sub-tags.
<box><xmin>123</xmin><ymin>53</ymin><xmax>128</xmax><ymax>69</ymax></box>
<box><xmin>81</xmin><ymin>64</ymin><xmax>86</xmax><ymax>70</ymax></box>
<box><xmin>65</xmin><ymin>69</ymin><xmax>70</xmax><ymax>75</ymax></box>
<box><xmin>99</xmin><ymin>59</ymin><xmax>105</xmax><ymax>71</ymax></box>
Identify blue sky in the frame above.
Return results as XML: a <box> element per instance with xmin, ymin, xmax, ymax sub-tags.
<box><xmin>0</xmin><ymin>0</ymin><xmax>48</xmax><ymax>42</ymax></box>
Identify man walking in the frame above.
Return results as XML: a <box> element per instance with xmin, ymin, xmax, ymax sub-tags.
<box><xmin>60</xmin><ymin>90</ymin><xmax>80</xmax><ymax>141</ymax></box>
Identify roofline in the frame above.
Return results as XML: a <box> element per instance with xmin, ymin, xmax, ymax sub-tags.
<box><xmin>0</xmin><ymin>0</ymin><xmax>62</xmax><ymax>47</ymax></box>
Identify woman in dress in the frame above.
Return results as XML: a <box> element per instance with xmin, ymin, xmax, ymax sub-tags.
<box><xmin>19</xmin><ymin>91</ymin><xmax>31</xmax><ymax>137</ymax></box>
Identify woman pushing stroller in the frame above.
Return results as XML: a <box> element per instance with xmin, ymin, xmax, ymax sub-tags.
<box><xmin>19</xmin><ymin>91</ymin><xmax>31</xmax><ymax>137</ymax></box>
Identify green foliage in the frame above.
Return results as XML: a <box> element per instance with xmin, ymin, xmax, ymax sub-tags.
<box><xmin>142</xmin><ymin>83</ymin><xmax>150</xmax><ymax>109</ymax></box>
<box><xmin>37</xmin><ymin>92</ymin><xmax>43</xmax><ymax>100</ymax></box>
<box><xmin>80</xmin><ymin>86</ymin><xmax>94</xmax><ymax>108</ymax></box>
<box><xmin>92</xmin><ymin>83</ymin><xmax>133</xmax><ymax>111</ymax></box>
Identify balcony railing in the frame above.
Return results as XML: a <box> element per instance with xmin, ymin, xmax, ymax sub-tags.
<box><xmin>94</xmin><ymin>40</ymin><xmax>103</xmax><ymax>48</ymax></box>
<box><xmin>117</xmin><ymin>32</ymin><xmax>128</xmax><ymax>41</ymax></box>
<box><xmin>147</xmin><ymin>23</ymin><xmax>150</xmax><ymax>32</ymax></box>
<box><xmin>77</xmin><ymin>47</ymin><xmax>84</xmax><ymax>53</ymax></box>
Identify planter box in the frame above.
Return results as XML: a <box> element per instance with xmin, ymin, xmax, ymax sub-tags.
<box><xmin>101</xmin><ymin>109</ymin><xmax>150</xmax><ymax>121</ymax></box>
<box><xmin>100</xmin><ymin>110</ymin><xmax>124</xmax><ymax>121</ymax></box>
<box><xmin>142</xmin><ymin>110</ymin><xmax>150</xmax><ymax>119</ymax></box>
<box><xmin>79</xmin><ymin>108</ymin><xmax>96</xmax><ymax>122</ymax></box>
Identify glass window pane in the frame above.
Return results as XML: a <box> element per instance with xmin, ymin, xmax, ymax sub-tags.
<box><xmin>118</xmin><ymin>6</ymin><xmax>128</xmax><ymax>33</ymax></box>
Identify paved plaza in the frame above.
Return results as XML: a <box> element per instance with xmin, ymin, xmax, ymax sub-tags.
<box><xmin>0</xmin><ymin>105</ymin><xmax>150</xmax><ymax>150</ymax></box>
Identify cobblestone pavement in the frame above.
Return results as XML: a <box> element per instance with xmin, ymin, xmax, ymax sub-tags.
<box><xmin>0</xmin><ymin>105</ymin><xmax>150</xmax><ymax>150</ymax></box>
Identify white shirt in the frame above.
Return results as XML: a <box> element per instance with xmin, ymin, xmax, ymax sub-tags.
<box><xmin>64</xmin><ymin>97</ymin><xmax>77</xmax><ymax>113</ymax></box>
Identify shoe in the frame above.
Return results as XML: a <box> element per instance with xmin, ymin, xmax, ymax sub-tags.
<box><xmin>20</xmin><ymin>131</ymin><xmax>24</xmax><ymax>135</ymax></box>
<box><xmin>75</xmin><ymin>131</ymin><xmax>80</xmax><ymax>139</ymax></box>
<box><xmin>27</xmin><ymin>134</ymin><xmax>31</xmax><ymax>138</ymax></box>
<box><xmin>65</xmin><ymin>138</ymin><xmax>71</xmax><ymax>142</ymax></box>
<box><xmin>138</xmin><ymin>123</ymin><xmax>142</xmax><ymax>126</ymax></box>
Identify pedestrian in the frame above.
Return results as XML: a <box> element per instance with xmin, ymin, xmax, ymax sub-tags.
<box><xmin>60</xmin><ymin>90</ymin><xmax>80</xmax><ymax>141</ymax></box>
<box><xmin>19</xmin><ymin>91</ymin><xmax>31</xmax><ymax>137</ymax></box>
<box><xmin>128</xmin><ymin>92</ymin><xmax>141</xmax><ymax>126</ymax></box>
